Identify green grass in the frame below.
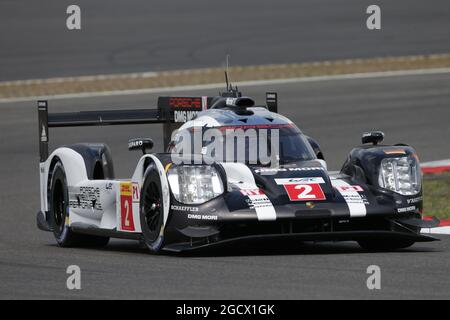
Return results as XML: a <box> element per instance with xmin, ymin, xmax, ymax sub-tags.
<box><xmin>423</xmin><ymin>172</ymin><xmax>450</xmax><ymax>220</ymax></box>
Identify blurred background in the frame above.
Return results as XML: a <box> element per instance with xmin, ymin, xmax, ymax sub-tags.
<box><xmin>1</xmin><ymin>0</ymin><xmax>450</xmax><ymax>80</ymax></box>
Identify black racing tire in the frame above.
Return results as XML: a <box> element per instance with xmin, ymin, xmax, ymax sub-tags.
<box><xmin>357</xmin><ymin>239</ymin><xmax>415</xmax><ymax>252</ymax></box>
<box><xmin>140</xmin><ymin>163</ymin><xmax>165</xmax><ymax>253</ymax></box>
<box><xmin>49</xmin><ymin>161</ymin><xmax>110</xmax><ymax>247</ymax></box>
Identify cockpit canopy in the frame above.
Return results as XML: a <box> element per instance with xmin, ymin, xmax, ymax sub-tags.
<box><xmin>170</xmin><ymin>123</ymin><xmax>317</xmax><ymax>166</ymax></box>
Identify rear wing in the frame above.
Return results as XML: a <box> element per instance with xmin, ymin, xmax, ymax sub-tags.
<box><xmin>38</xmin><ymin>93</ymin><xmax>278</xmax><ymax>162</ymax></box>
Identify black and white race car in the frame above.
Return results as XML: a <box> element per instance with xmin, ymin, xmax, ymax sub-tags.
<box><xmin>36</xmin><ymin>87</ymin><xmax>440</xmax><ymax>253</ymax></box>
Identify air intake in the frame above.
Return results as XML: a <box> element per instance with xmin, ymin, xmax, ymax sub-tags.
<box><xmin>211</xmin><ymin>97</ymin><xmax>255</xmax><ymax>110</ymax></box>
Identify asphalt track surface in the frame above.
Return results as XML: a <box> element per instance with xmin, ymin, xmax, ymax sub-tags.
<box><xmin>1</xmin><ymin>0</ymin><xmax>450</xmax><ymax>81</ymax></box>
<box><xmin>0</xmin><ymin>72</ymin><xmax>450</xmax><ymax>299</ymax></box>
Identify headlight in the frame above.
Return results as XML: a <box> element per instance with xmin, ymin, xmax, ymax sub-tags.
<box><xmin>167</xmin><ymin>165</ymin><xmax>224</xmax><ymax>204</ymax></box>
<box><xmin>378</xmin><ymin>156</ymin><xmax>421</xmax><ymax>195</ymax></box>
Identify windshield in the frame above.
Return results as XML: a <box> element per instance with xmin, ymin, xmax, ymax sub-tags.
<box><xmin>170</xmin><ymin>124</ymin><xmax>317</xmax><ymax>165</ymax></box>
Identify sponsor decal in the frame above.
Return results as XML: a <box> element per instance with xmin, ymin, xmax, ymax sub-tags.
<box><xmin>38</xmin><ymin>101</ymin><xmax>47</xmax><ymax>108</ymax></box>
<box><xmin>254</xmin><ymin>167</ymin><xmax>324</xmax><ymax>174</ymax></box>
<box><xmin>169</xmin><ymin>97</ymin><xmax>202</xmax><ymax>109</ymax></box>
<box><xmin>171</xmin><ymin>205</ymin><xmax>199</xmax><ymax>212</ymax></box>
<box><xmin>120</xmin><ymin>182</ymin><xmax>135</xmax><ymax>231</ymax></box>
<box><xmin>306</xmin><ymin>202</ymin><xmax>316</xmax><ymax>208</ymax></box>
<box><xmin>407</xmin><ymin>196</ymin><xmax>423</xmax><ymax>204</ymax></box>
<box><xmin>69</xmin><ymin>186</ymin><xmax>102</xmax><ymax>210</ymax></box>
<box><xmin>245</xmin><ymin>196</ymin><xmax>274</xmax><ymax>210</ymax></box>
<box><xmin>275</xmin><ymin>177</ymin><xmax>325</xmax><ymax>185</ymax></box>
<box><xmin>397</xmin><ymin>206</ymin><xmax>416</xmax><ymax>213</ymax></box>
<box><xmin>240</xmin><ymin>189</ymin><xmax>264</xmax><ymax>196</ymax></box>
<box><xmin>240</xmin><ymin>188</ymin><xmax>276</xmax><ymax>221</ymax></box>
<box><xmin>333</xmin><ymin>184</ymin><xmax>369</xmax><ymax>204</ymax></box>
<box><xmin>41</xmin><ymin>125</ymin><xmax>47</xmax><ymax>142</ymax></box>
<box><xmin>332</xmin><ymin>179</ymin><xmax>367</xmax><ymax>217</ymax></box>
<box><xmin>283</xmin><ymin>184</ymin><xmax>326</xmax><ymax>201</ymax></box>
<box><xmin>360</xmin><ymin>194</ymin><xmax>370</xmax><ymax>205</ymax></box>
<box><xmin>174</xmin><ymin>110</ymin><xmax>200</xmax><ymax>123</ymax></box>
<box><xmin>168</xmin><ymin>97</ymin><xmax>207</xmax><ymax>123</ymax></box>
<box><xmin>335</xmin><ymin>185</ymin><xmax>364</xmax><ymax>192</ymax></box>
<box><xmin>128</xmin><ymin>140</ymin><xmax>144</xmax><ymax>149</ymax></box>
<box><xmin>187</xmin><ymin>214</ymin><xmax>218</xmax><ymax>221</ymax></box>
<box><xmin>132</xmin><ymin>182</ymin><xmax>140</xmax><ymax>203</ymax></box>
<box><xmin>226</xmin><ymin>98</ymin><xmax>238</xmax><ymax>106</ymax></box>
<box><xmin>341</xmin><ymin>194</ymin><xmax>369</xmax><ymax>205</ymax></box>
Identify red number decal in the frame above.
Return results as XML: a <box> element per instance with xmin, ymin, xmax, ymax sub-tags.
<box><xmin>120</xmin><ymin>183</ymin><xmax>135</xmax><ymax>231</ymax></box>
<box><xmin>132</xmin><ymin>182</ymin><xmax>140</xmax><ymax>202</ymax></box>
<box><xmin>284</xmin><ymin>183</ymin><xmax>326</xmax><ymax>201</ymax></box>
<box><xmin>335</xmin><ymin>185</ymin><xmax>364</xmax><ymax>192</ymax></box>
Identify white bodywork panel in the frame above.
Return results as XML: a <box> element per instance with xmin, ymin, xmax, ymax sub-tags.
<box><xmin>40</xmin><ymin>148</ymin><xmax>88</xmax><ymax>213</ymax></box>
<box><xmin>40</xmin><ymin>149</ymin><xmax>170</xmax><ymax>235</ymax></box>
<box><xmin>68</xmin><ymin>179</ymin><xmax>141</xmax><ymax>233</ymax></box>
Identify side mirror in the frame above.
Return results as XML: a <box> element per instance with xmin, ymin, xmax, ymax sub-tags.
<box><xmin>128</xmin><ymin>138</ymin><xmax>154</xmax><ymax>154</ymax></box>
<box><xmin>362</xmin><ymin>131</ymin><xmax>384</xmax><ymax>145</ymax></box>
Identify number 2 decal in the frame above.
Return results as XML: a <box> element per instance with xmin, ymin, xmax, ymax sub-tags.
<box><xmin>123</xmin><ymin>199</ymin><xmax>131</xmax><ymax>227</ymax></box>
<box><xmin>284</xmin><ymin>183</ymin><xmax>326</xmax><ymax>201</ymax></box>
<box><xmin>294</xmin><ymin>184</ymin><xmax>316</xmax><ymax>199</ymax></box>
<box><xmin>120</xmin><ymin>183</ymin><xmax>135</xmax><ymax>231</ymax></box>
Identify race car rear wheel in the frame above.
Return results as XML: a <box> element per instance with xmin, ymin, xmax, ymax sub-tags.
<box><xmin>357</xmin><ymin>239</ymin><xmax>415</xmax><ymax>251</ymax></box>
<box><xmin>49</xmin><ymin>161</ymin><xmax>110</xmax><ymax>247</ymax></box>
<box><xmin>140</xmin><ymin>164</ymin><xmax>165</xmax><ymax>253</ymax></box>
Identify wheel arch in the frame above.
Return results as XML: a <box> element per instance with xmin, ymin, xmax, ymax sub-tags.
<box><xmin>40</xmin><ymin>148</ymin><xmax>88</xmax><ymax>225</ymax></box>
<box><xmin>132</xmin><ymin>154</ymin><xmax>171</xmax><ymax>227</ymax></box>
<box><xmin>66</xmin><ymin>143</ymin><xmax>115</xmax><ymax>180</ymax></box>
<box><xmin>46</xmin><ymin>147</ymin><xmax>89</xmax><ymax>186</ymax></box>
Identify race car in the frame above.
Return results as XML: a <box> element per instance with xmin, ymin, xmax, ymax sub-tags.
<box><xmin>36</xmin><ymin>86</ymin><xmax>440</xmax><ymax>253</ymax></box>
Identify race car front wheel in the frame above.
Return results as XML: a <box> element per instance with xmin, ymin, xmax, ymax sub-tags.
<box><xmin>140</xmin><ymin>164</ymin><xmax>165</xmax><ymax>253</ymax></box>
<box><xmin>49</xmin><ymin>161</ymin><xmax>109</xmax><ymax>247</ymax></box>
